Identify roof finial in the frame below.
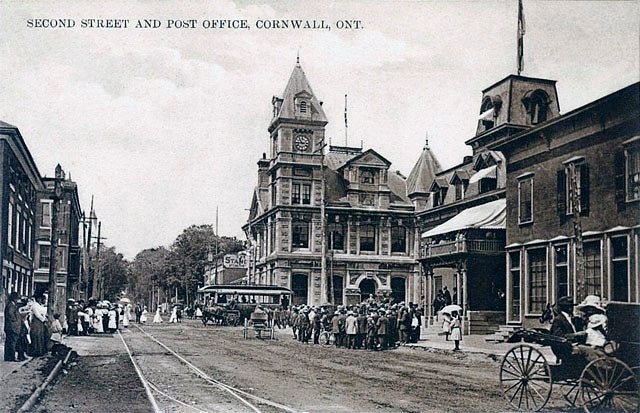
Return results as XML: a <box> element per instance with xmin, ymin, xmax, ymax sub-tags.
<box><xmin>296</xmin><ymin>47</ymin><xmax>300</xmax><ymax>65</ymax></box>
<box><xmin>425</xmin><ymin>130</ymin><xmax>429</xmax><ymax>148</ymax></box>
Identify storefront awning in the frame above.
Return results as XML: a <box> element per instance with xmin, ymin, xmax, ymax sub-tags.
<box><xmin>422</xmin><ymin>199</ymin><xmax>506</xmax><ymax>238</ymax></box>
<box><xmin>469</xmin><ymin>165</ymin><xmax>497</xmax><ymax>183</ymax></box>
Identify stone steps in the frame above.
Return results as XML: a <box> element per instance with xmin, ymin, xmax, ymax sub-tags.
<box><xmin>484</xmin><ymin>324</ymin><xmax>522</xmax><ymax>343</ymax></box>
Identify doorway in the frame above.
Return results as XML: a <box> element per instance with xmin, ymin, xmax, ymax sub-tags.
<box><xmin>359</xmin><ymin>278</ymin><xmax>377</xmax><ymax>302</ymax></box>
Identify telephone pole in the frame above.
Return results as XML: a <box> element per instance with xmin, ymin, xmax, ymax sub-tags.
<box><xmin>46</xmin><ymin>165</ymin><xmax>64</xmax><ymax>318</ymax></box>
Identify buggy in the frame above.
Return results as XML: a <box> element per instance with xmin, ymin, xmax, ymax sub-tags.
<box><xmin>499</xmin><ymin>302</ymin><xmax>639</xmax><ymax>412</ymax></box>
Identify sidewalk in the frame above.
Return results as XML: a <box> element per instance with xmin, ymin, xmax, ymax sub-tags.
<box><xmin>406</xmin><ymin>331</ymin><xmax>513</xmax><ymax>358</ymax></box>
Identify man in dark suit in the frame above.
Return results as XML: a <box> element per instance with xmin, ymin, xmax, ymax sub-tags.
<box><xmin>4</xmin><ymin>292</ymin><xmax>22</xmax><ymax>361</ymax></box>
<box><xmin>550</xmin><ymin>296</ymin><xmax>586</xmax><ymax>362</ymax></box>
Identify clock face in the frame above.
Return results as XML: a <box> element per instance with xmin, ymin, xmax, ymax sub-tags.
<box><xmin>294</xmin><ymin>135</ymin><xmax>310</xmax><ymax>151</ymax></box>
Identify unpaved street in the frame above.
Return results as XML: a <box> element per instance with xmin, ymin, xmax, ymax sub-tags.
<box><xmin>29</xmin><ymin>319</ymin><xmax>579</xmax><ymax>412</ymax></box>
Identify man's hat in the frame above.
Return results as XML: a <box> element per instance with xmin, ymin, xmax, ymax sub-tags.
<box><xmin>557</xmin><ymin>296</ymin><xmax>575</xmax><ymax>307</ymax></box>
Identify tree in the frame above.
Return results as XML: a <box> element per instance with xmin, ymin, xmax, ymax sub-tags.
<box><xmin>99</xmin><ymin>246</ymin><xmax>129</xmax><ymax>301</ymax></box>
<box><xmin>129</xmin><ymin>247</ymin><xmax>170</xmax><ymax>306</ymax></box>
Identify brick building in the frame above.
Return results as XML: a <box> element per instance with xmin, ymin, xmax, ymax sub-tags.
<box><xmin>33</xmin><ymin>164</ymin><xmax>83</xmax><ymax>317</ymax></box>
<box><xmin>243</xmin><ymin>62</ymin><xmax>419</xmax><ymax>306</ymax></box>
<box><xmin>0</xmin><ymin>121</ymin><xmax>43</xmax><ymax>340</ymax></box>
<box><xmin>492</xmin><ymin>81</ymin><xmax>640</xmax><ymax>328</ymax></box>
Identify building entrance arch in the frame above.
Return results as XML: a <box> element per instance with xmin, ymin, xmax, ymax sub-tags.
<box><xmin>359</xmin><ymin>278</ymin><xmax>377</xmax><ymax>302</ymax></box>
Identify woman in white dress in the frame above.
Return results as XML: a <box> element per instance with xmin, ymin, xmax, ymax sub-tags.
<box><xmin>153</xmin><ymin>307</ymin><xmax>163</xmax><ymax>323</ymax></box>
<box><xmin>195</xmin><ymin>306</ymin><xmax>203</xmax><ymax>318</ymax></box>
<box><xmin>169</xmin><ymin>306</ymin><xmax>178</xmax><ymax>323</ymax></box>
<box><xmin>108</xmin><ymin>307</ymin><xmax>117</xmax><ymax>332</ymax></box>
<box><xmin>93</xmin><ymin>306</ymin><xmax>104</xmax><ymax>333</ymax></box>
<box><xmin>140</xmin><ymin>307</ymin><xmax>148</xmax><ymax>324</ymax></box>
<box><xmin>123</xmin><ymin>304</ymin><xmax>130</xmax><ymax>328</ymax></box>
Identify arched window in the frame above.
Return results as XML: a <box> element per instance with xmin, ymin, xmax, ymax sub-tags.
<box><xmin>479</xmin><ymin>97</ymin><xmax>495</xmax><ymax>130</ymax></box>
<box><xmin>529</xmin><ymin>90</ymin><xmax>549</xmax><ymax>124</ymax></box>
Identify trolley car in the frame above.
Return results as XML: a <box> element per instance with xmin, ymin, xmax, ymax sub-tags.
<box><xmin>197</xmin><ymin>284</ymin><xmax>292</xmax><ymax>327</ymax></box>
<box><xmin>500</xmin><ymin>302</ymin><xmax>639</xmax><ymax>412</ymax></box>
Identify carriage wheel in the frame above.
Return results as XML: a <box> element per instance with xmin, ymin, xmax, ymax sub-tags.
<box><xmin>500</xmin><ymin>344</ymin><xmax>552</xmax><ymax>411</ymax></box>
<box><xmin>226</xmin><ymin>314</ymin><xmax>239</xmax><ymax>326</ymax></box>
<box><xmin>579</xmin><ymin>357</ymin><xmax>639</xmax><ymax>413</ymax></box>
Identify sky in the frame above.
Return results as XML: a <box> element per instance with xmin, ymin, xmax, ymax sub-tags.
<box><xmin>1</xmin><ymin>0</ymin><xmax>638</xmax><ymax>259</ymax></box>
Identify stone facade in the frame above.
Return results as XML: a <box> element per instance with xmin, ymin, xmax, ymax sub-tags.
<box><xmin>244</xmin><ymin>63</ymin><xmax>419</xmax><ymax>306</ymax></box>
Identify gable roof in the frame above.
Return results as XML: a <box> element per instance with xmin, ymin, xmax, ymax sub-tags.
<box><xmin>337</xmin><ymin>148</ymin><xmax>391</xmax><ymax>171</ymax></box>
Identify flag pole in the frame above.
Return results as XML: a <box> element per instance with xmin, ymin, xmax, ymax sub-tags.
<box><xmin>517</xmin><ymin>0</ymin><xmax>526</xmax><ymax>75</ymax></box>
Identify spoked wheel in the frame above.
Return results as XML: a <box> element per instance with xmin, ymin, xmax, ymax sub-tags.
<box><xmin>579</xmin><ymin>357</ymin><xmax>639</xmax><ymax>413</ymax></box>
<box><xmin>226</xmin><ymin>314</ymin><xmax>239</xmax><ymax>326</ymax></box>
<box><xmin>500</xmin><ymin>344</ymin><xmax>552</xmax><ymax>411</ymax></box>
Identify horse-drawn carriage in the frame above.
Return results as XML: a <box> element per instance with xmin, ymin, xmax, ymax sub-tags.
<box><xmin>197</xmin><ymin>284</ymin><xmax>292</xmax><ymax>329</ymax></box>
<box><xmin>500</xmin><ymin>302</ymin><xmax>639</xmax><ymax>412</ymax></box>
<box><xmin>242</xmin><ymin>306</ymin><xmax>275</xmax><ymax>339</ymax></box>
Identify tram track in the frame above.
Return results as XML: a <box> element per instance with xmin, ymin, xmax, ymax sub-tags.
<box><xmin>119</xmin><ymin>324</ymin><xmax>298</xmax><ymax>413</ymax></box>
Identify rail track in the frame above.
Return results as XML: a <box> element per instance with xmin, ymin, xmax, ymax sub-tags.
<box><xmin>119</xmin><ymin>325</ymin><xmax>298</xmax><ymax>413</ymax></box>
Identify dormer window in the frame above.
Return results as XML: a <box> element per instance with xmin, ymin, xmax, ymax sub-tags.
<box><xmin>299</xmin><ymin>101</ymin><xmax>307</xmax><ymax>114</ymax></box>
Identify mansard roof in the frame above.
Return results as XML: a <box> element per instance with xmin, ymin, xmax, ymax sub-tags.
<box><xmin>407</xmin><ymin>144</ymin><xmax>441</xmax><ymax>196</ymax></box>
<box><xmin>272</xmin><ymin>63</ymin><xmax>327</xmax><ymax>124</ymax></box>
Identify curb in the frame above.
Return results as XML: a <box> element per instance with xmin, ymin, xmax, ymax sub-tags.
<box><xmin>16</xmin><ymin>349</ymin><xmax>74</xmax><ymax>413</ymax></box>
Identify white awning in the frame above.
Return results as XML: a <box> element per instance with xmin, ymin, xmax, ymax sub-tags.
<box><xmin>478</xmin><ymin>107</ymin><xmax>495</xmax><ymax>120</ymax></box>
<box><xmin>469</xmin><ymin>165</ymin><xmax>497</xmax><ymax>183</ymax></box>
<box><xmin>422</xmin><ymin>199</ymin><xmax>506</xmax><ymax>238</ymax></box>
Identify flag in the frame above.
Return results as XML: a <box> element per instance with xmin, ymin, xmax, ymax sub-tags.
<box><xmin>344</xmin><ymin>94</ymin><xmax>348</xmax><ymax>129</ymax></box>
<box><xmin>517</xmin><ymin>0</ymin><xmax>526</xmax><ymax>75</ymax></box>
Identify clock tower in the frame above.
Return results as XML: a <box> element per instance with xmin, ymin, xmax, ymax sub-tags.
<box><xmin>267</xmin><ymin>61</ymin><xmax>328</xmax><ymax>210</ymax></box>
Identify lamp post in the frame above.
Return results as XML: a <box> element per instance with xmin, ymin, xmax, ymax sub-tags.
<box><xmin>47</xmin><ymin>165</ymin><xmax>64</xmax><ymax>318</ymax></box>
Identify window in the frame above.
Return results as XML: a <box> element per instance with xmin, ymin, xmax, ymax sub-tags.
<box><xmin>39</xmin><ymin>245</ymin><xmax>51</xmax><ymax>269</ymax></box>
<box><xmin>302</xmin><ymin>184</ymin><xmax>311</xmax><ymax>205</ymax></box>
<box><xmin>359</xmin><ymin>224</ymin><xmax>376</xmax><ymax>252</ymax></box>
<box><xmin>455</xmin><ymin>182</ymin><xmax>464</xmax><ymax>201</ymax></box>
<box><xmin>299</xmin><ymin>101</ymin><xmax>307</xmax><ymax>114</ymax></box>
<box><xmin>554</xmin><ymin>245</ymin><xmax>569</xmax><ymax>299</ymax></box>
<box><xmin>558</xmin><ymin>160</ymin><xmax>589</xmax><ymax>216</ymax></box>
<box><xmin>583</xmin><ymin>240</ymin><xmax>601</xmax><ymax>298</ymax></box>
<box><xmin>626</xmin><ymin>146</ymin><xmax>640</xmax><ymax>201</ymax></box>
<box><xmin>391</xmin><ymin>226</ymin><xmax>406</xmax><ymax>253</ymax></box>
<box><xmin>15</xmin><ymin>208</ymin><xmax>21</xmax><ymax>253</ymax></box>
<box><xmin>527</xmin><ymin>248</ymin><xmax>547</xmax><ymax>314</ymax></box>
<box><xmin>57</xmin><ymin>247</ymin><xmax>66</xmax><ymax>271</ymax></box>
<box><xmin>269</xmin><ymin>220</ymin><xmax>276</xmax><ymax>253</ymax></box>
<box><xmin>292</xmin><ymin>183</ymin><xmax>301</xmax><ymax>204</ymax></box>
<box><xmin>291</xmin><ymin>221</ymin><xmax>309</xmax><ymax>249</ymax></box>
<box><xmin>480</xmin><ymin>178</ymin><xmax>497</xmax><ymax>193</ymax></box>
<box><xmin>529</xmin><ymin>91</ymin><xmax>549</xmax><ymax>124</ymax></box>
<box><xmin>518</xmin><ymin>176</ymin><xmax>533</xmax><ymax>224</ymax></box>
<box><xmin>359</xmin><ymin>193</ymin><xmax>375</xmax><ymax>206</ymax></box>
<box><xmin>433</xmin><ymin>187</ymin><xmax>447</xmax><ymax>207</ymax></box>
<box><xmin>7</xmin><ymin>202</ymin><xmax>13</xmax><ymax>248</ymax></box>
<box><xmin>327</xmin><ymin>222</ymin><xmax>346</xmax><ymax>251</ymax></box>
<box><xmin>479</xmin><ymin>97</ymin><xmax>494</xmax><ymax>130</ymax></box>
<box><xmin>21</xmin><ymin>215</ymin><xmax>27</xmax><ymax>253</ymax></box>
<box><xmin>361</xmin><ymin>169</ymin><xmax>375</xmax><ymax>184</ymax></box>
<box><xmin>610</xmin><ymin>236</ymin><xmax>629</xmax><ymax>302</ymax></box>
<box><xmin>510</xmin><ymin>252</ymin><xmax>521</xmax><ymax>320</ymax></box>
<box><xmin>41</xmin><ymin>201</ymin><xmax>51</xmax><ymax>227</ymax></box>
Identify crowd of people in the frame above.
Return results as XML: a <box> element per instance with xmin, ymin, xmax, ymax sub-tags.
<box><xmin>3</xmin><ymin>292</ymin><xmax>138</xmax><ymax>362</ymax></box>
<box><xmin>269</xmin><ymin>295</ymin><xmax>424</xmax><ymax>351</ymax></box>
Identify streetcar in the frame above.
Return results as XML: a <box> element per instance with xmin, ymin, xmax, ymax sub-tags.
<box><xmin>500</xmin><ymin>302</ymin><xmax>639</xmax><ymax>412</ymax></box>
<box><xmin>196</xmin><ymin>284</ymin><xmax>292</xmax><ymax>326</ymax></box>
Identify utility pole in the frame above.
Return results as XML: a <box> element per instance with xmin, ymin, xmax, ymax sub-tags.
<box><xmin>317</xmin><ymin>140</ymin><xmax>328</xmax><ymax>304</ymax></box>
<box><xmin>47</xmin><ymin>165</ymin><xmax>64</xmax><ymax>318</ymax></box>
<box><xmin>92</xmin><ymin>221</ymin><xmax>102</xmax><ymax>299</ymax></box>
<box><xmin>569</xmin><ymin>163</ymin><xmax>585</xmax><ymax>300</ymax></box>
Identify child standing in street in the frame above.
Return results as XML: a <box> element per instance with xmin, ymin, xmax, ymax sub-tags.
<box><xmin>450</xmin><ymin>311</ymin><xmax>462</xmax><ymax>351</ymax></box>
